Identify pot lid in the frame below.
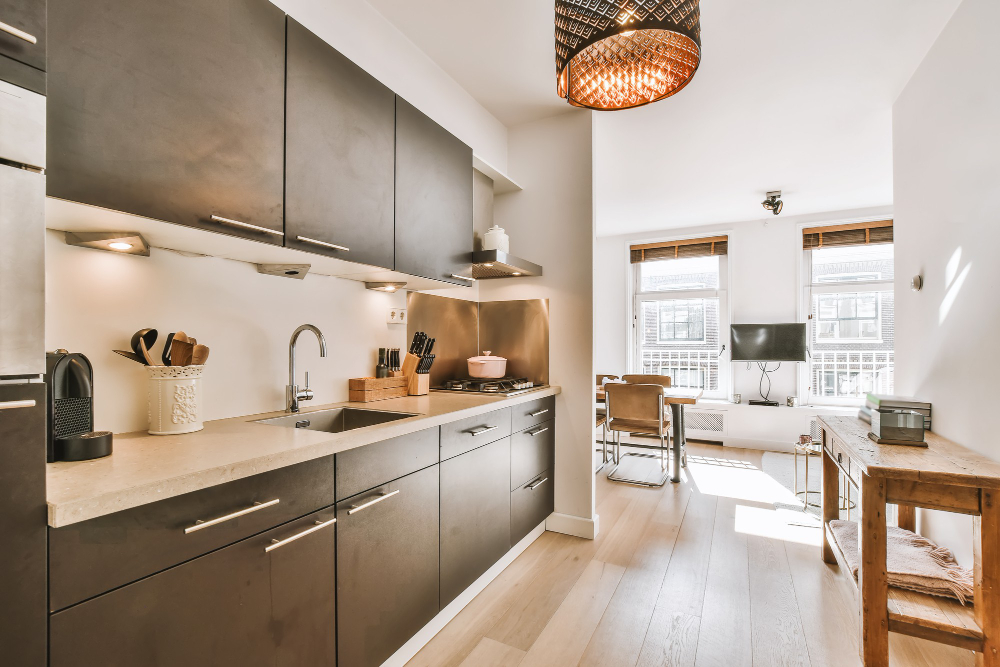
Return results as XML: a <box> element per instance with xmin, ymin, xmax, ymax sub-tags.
<box><xmin>468</xmin><ymin>350</ymin><xmax>507</xmax><ymax>362</ymax></box>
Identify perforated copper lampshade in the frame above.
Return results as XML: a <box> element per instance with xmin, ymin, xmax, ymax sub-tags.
<box><xmin>555</xmin><ymin>0</ymin><xmax>702</xmax><ymax>111</ymax></box>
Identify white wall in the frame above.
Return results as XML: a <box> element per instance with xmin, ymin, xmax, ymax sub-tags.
<box><xmin>272</xmin><ymin>0</ymin><xmax>508</xmax><ymax>172</ymax></box>
<box><xmin>594</xmin><ymin>206</ymin><xmax>893</xmax><ymax>404</ymax></box>
<box><xmin>893</xmin><ymin>0</ymin><xmax>1000</xmax><ymax>567</ymax></box>
<box><xmin>45</xmin><ymin>231</ymin><xmax>407</xmax><ymax>434</ymax></box>
<box><xmin>484</xmin><ymin>110</ymin><xmax>596</xmax><ymax>537</ymax></box>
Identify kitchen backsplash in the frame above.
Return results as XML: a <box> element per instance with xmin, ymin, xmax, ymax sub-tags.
<box><xmin>44</xmin><ymin>229</ymin><xmax>408</xmax><ymax>434</ymax></box>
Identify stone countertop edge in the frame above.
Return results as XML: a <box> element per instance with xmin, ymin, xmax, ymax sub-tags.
<box><xmin>46</xmin><ymin>387</ymin><xmax>562</xmax><ymax>528</ymax></box>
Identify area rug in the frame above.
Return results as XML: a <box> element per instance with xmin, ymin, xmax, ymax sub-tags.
<box><xmin>761</xmin><ymin>451</ymin><xmax>820</xmax><ymax>515</ymax></box>
<box><xmin>829</xmin><ymin>519</ymin><xmax>974</xmax><ymax>604</ymax></box>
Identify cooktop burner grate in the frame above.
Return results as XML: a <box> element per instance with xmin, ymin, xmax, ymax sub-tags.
<box><xmin>437</xmin><ymin>377</ymin><xmax>545</xmax><ymax>396</ymax></box>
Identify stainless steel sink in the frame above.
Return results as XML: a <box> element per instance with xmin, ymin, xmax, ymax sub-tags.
<box><xmin>253</xmin><ymin>407</ymin><xmax>417</xmax><ymax>433</ymax></box>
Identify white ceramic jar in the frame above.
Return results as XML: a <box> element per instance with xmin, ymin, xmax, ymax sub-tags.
<box><xmin>482</xmin><ymin>225</ymin><xmax>510</xmax><ymax>253</ymax></box>
<box><xmin>147</xmin><ymin>365</ymin><xmax>205</xmax><ymax>435</ymax></box>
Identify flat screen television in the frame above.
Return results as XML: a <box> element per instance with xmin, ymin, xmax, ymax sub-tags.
<box><xmin>730</xmin><ymin>323</ymin><xmax>807</xmax><ymax>362</ymax></box>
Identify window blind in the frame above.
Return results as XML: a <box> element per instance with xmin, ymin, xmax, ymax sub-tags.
<box><xmin>802</xmin><ymin>220</ymin><xmax>892</xmax><ymax>249</ymax></box>
<box><xmin>630</xmin><ymin>235</ymin><xmax>728</xmax><ymax>263</ymax></box>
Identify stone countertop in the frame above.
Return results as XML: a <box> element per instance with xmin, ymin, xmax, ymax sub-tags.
<box><xmin>46</xmin><ymin>387</ymin><xmax>561</xmax><ymax>528</ymax></box>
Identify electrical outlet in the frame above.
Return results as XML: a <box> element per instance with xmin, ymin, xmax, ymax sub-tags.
<box><xmin>387</xmin><ymin>308</ymin><xmax>407</xmax><ymax>325</ymax></box>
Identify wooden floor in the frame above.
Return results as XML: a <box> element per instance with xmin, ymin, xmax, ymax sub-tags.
<box><xmin>407</xmin><ymin>444</ymin><xmax>974</xmax><ymax>667</ymax></box>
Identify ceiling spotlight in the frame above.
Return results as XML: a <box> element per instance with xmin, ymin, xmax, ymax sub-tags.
<box><xmin>761</xmin><ymin>191</ymin><xmax>784</xmax><ymax>216</ymax></box>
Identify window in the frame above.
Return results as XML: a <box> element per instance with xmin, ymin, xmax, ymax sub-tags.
<box><xmin>631</xmin><ymin>238</ymin><xmax>729</xmax><ymax>399</ymax></box>
<box><xmin>800</xmin><ymin>226</ymin><xmax>894</xmax><ymax>403</ymax></box>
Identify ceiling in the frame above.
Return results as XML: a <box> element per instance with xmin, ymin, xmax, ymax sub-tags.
<box><xmin>368</xmin><ymin>0</ymin><xmax>961</xmax><ymax>235</ymax></box>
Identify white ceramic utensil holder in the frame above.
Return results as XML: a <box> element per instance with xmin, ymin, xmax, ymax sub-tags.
<box><xmin>148</xmin><ymin>365</ymin><xmax>205</xmax><ymax>435</ymax></box>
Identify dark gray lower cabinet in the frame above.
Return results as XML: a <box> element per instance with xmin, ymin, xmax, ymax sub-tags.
<box><xmin>440</xmin><ymin>438</ymin><xmax>511</xmax><ymax>606</ymax></box>
<box><xmin>512</xmin><ymin>470</ymin><xmax>554</xmax><ymax>545</ymax></box>
<box><xmin>336</xmin><ymin>465</ymin><xmax>440</xmax><ymax>667</ymax></box>
<box><xmin>50</xmin><ymin>507</ymin><xmax>338</xmax><ymax>667</ymax></box>
<box><xmin>47</xmin><ymin>0</ymin><xmax>286</xmax><ymax>242</ymax></box>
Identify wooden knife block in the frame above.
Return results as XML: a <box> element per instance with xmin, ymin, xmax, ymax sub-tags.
<box><xmin>402</xmin><ymin>353</ymin><xmax>429</xmax><ymax>396</ymax></box>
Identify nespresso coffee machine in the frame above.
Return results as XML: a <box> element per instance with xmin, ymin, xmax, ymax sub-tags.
<box><xmin>45</xmin><ymin>351</ymin><xmax>112</xmax><ymax>462</ymax></box>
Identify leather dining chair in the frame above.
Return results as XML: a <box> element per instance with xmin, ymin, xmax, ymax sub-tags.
<box><xmin>604</xmin><ymin>382</ymin><xmax>672</xmax><ymax>487</ymax></box>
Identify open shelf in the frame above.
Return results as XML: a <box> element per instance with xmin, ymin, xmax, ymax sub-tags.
<box><xmin>824</xmin><ymin>524</ymin><xmax>983</xmax><ymax>652</ymax></box>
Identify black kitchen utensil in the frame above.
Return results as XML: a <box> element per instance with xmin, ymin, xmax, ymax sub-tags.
<box><xmin>113</xmin><ymin>349</ymin><xmax>146</xmax><ymax>364</ymax></box>
<box><xmin>425</xmin><ymin>338</ymin><xmax>435</xmax><ymax>356</ymax></box>
<box><xmin>161</xmin><ymin>332</ymin><xmax>176</xmax><ymax>366</ymax></box>
<box><xmin>130</xmin><ymin>329</ymin><xmax>158</xmax><ymax>365</ymax></box>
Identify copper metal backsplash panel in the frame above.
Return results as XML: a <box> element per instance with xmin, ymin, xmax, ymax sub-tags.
<box><xmin>407</xmin><ymin>293</ymin><xmax>549</xmax><ymax>387</ymax></box>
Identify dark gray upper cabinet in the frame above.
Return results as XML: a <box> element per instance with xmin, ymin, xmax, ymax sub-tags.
<box><xmin>285</xmin><ymin>18</ymin><xmax>395</xmax><ymax>269</ymax></box>
<box><xmin>0</xmin><ymin>0</ymin><xmax>46</xmax><ymax>72</ymax></box>
<box><xmin>50</xmin><ymin>507</ymin><xmax>338</xmax><ymax>667</ymax></box>
<box><xmin>395</xmin><ymin>96</ymin><xmax>474</xmax><ymax>285</ymax></box>
<box><xmin>337</xmin><ymin>466</ymin><xmax>439</xmax><ymax>667</ymax></box>
<box><xmin>46</xmin><ymin>0</ymin><xmax>286</xmax><ymax>243</ymax></box>
<box><xmin>440</xmin><ymin>437</ymin><xmax>511</xmax><ymax>606</ymax></box>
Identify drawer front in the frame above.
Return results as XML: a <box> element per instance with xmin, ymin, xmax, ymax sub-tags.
<box><xmin>0</xmin><ymin>78</ymin><xmax>45</xmax><ymax>168</ymax></box>
<box><xmin>50</xmin><ymin>455</ymin><xmax>335</xmax><ymax>611</ymax></box>
<box><xmin>336</xmin><ymin>426</ymin><xmax>439</xmax><ymax>501</ymax></box>
<box><xmin>511</xmin><ymin>395</ymin><xmax>555</xmax><ymax>433</ymax></box>
<box><xmin>510</xmin><ymin>419</ymin><xmax>555</xmax><ymax>491</ymax></box>
<box><xmin>511</xmin><ymin>470</ymin><xmax>554</xmax><ymax>545</ymax></box>
<box><xmin>440</xmin><ymin>407</ymin><xmax>512</xmax><ymax>460</ymax></box>
<box><xmin>827</xmin><ymin>435</ymin><xmax>850</xmax><ymax>475</ymax></box>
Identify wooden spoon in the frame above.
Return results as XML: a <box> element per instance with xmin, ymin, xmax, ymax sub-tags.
<box><xmin>191</xmin><ymin>344</ymin><xmax>210</xmax><ymax>366</ymax></box>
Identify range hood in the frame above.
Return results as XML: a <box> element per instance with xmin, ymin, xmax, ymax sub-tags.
<box><xmin>472</xmin><ymin>250</ymin><xmax>543</xmax><ymax>279</ymax></box>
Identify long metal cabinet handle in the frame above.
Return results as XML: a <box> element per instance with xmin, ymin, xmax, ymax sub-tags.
<box><xmin>184</xmin><ymin>498</ymin><xmax>280</xmax><ymax>534</ymax></box>
<box><xmin>528</xmin><ymin>426</ymin><xmax>549</xmax><ymax>437</ymax></box>
<box><xmin>469</xmin><ymin>425</ymin><xmax>498</xmax><ymax>436</ymax></box>
<box><xmin>265</xmin><ymin>517</ymin><xmax>337</xmax><ymax>553</ymax></box>
<box><xmin>209</xmin><ymin>214</ymin><xmax>283</xmax><ymax>236</ymax></box>
<box><xmin>0</xmin><ymin>399</ymin><xmax>36</xmax><ymax>411</ymax></box>
<box><xmin>450</xmin><ymin>274</ymin><xmax>476</xmax><ymax>282</ymax></box>
<box><xmin>528</xmin><ymin>477</ymin><xmax>549</xmax><ymax>491</ymax></box>
<box><xmin>347</xmin><ymin>489</ymin><xmax>400</xmax><ymax>515</ymax></box>
<box><xmin>0</xmin><ymin>20</ymin><xmax>36</xmax><ymax>44</ymax></box>
<box><xmin>529</xmin><ymin>408</ymin><xmax>549</xmax><ymax>417</ymax></box>
<box><xmin>296</xmin><ymin>236</ymin><xmax>349</xmax><ymax>252</ymax></box>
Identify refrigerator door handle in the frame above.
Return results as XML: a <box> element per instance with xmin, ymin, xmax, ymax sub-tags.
<box><xmin>0</xmin><ymin>400</ymin><xmax>36</xmax><ymax>410</ymax></box>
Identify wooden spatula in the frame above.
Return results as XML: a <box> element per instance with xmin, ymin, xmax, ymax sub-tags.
<box><xmin>171</xmin><ymin>340</ymin><xmax>194</xmax><ymax>366</ymax></box>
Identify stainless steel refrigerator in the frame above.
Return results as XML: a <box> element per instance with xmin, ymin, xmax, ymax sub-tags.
<box><xmin>0</xmin><ymin>77</ymin><xmax>47</xmax><ymax>666</ymax></box>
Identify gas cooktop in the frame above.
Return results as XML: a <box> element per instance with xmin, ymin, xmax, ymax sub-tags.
<box><xmin>435</xmin><ymin>377</ymin><xmax>547</xmax><ymax>397</ymax></box>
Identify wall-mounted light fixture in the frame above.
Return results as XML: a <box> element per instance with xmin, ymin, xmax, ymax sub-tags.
<box><xmin>64</xmin><ymin>231</ymin><xmax>150</xmax><ymax>256</ymax></box>
<box><xmin>365</xmin><ymin>282</ymin><xmax>407</xmax><ymax>293</ymax></box>
<box><xmin>256</xmin><ymin>264</ymin><xmax>311</xmax><ymax>280</ymax></box>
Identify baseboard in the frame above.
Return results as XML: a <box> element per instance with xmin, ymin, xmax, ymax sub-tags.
<box><xmin>545</xmin><ymin>511</ymin><xmax>599</xmax><ymax>540</ymax></box>
<box><xmin>381</xmin><ymin>521</ymin><xmax>547</xmax><ymax>667</ymax></box>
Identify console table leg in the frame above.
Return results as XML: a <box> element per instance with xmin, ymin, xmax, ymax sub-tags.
<box><xmin>975</xmin><ymin>490</ymin><xmax>999</xmax><ymax>666</ymax></box>
<box><xmin>822</xmin><ymin>445</ymin><xmax>839</xmax><ymax>564</ymax></box>
<box><xmin>897</xmin><ymin>504</ymin><xmax>916</xmax><ymax>533</ymax></box>
<box><xmin>858</xmin><ymin>473</ymin><xmax>889</xmax><ymax>666</ymax></box>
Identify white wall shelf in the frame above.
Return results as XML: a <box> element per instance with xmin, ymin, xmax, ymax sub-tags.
<box><xmin>473</xmin><ymin>155</ymin><xmax>522</xmax><ymax>195</ymax></box>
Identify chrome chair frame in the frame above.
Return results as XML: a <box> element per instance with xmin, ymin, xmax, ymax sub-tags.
<box><xmin>605</xmin><ymin>384</ymin><xmax>671</xmax><ymax>488</ymax></box>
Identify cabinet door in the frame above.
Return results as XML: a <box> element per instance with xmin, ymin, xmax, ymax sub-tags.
<box><xmin>0</xmin><ymin>384</ymin><xmax>46</xmax><ymax>667</ymax></box>
<box><xmin>440</xmin><ymin>437</ymin><xmax>511</xmax><ymax>606</ymax></box>
<box><xmin>512</xmin><ymin>470</ymin><xmax>554</xmax><ymax>545</ymax></box>
<box><xmin>395</xmin><ymin>96</ymin><xmax>473</xmax><ymax>285</ymax></box>
<box><xmin>337</xmin><ymin>465</ymin><xmax>439</xmax><ymax>667</ymax></box>
<box><xmin>285</xmin><ymin>18</ymin><xmax>395</xmax><ymax>269</ymax></box>
<box><xmin>50</xmin><ymin>508</ymin><xmax>337</xmax><ymax>667</ymax></box>
<box><xmin>47</xmin><ymin>0</ymin><xmax>285</xmax><ymax>243</ymax></box>
<box><xmin>0</xmin><ymin>0</ymin><xmax>46</xmax><ymax>72</ymax></box>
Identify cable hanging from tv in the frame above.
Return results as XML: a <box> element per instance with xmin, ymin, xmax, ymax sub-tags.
<box><xmin>748</xmin><ymin>361</ymin><xmax>781</xmax><ymax>406</ymax></box>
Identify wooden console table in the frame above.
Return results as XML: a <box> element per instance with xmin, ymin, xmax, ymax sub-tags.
<box><xmin>818</xmin><ymin>416</ymin><xmax>1000</xmax><ymax>666</ymax></box>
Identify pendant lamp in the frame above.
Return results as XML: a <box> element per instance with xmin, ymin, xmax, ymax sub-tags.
<box><xmin>555</xmin><ymin>0</ymin><xmax>702</xmax><ymax>111</ymax></box>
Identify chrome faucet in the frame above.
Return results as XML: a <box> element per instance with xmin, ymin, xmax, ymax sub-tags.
<box><xmin>287</xmin><ymin>324</ymin><xmax>328</xmax><ymax>413</ymax></box>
